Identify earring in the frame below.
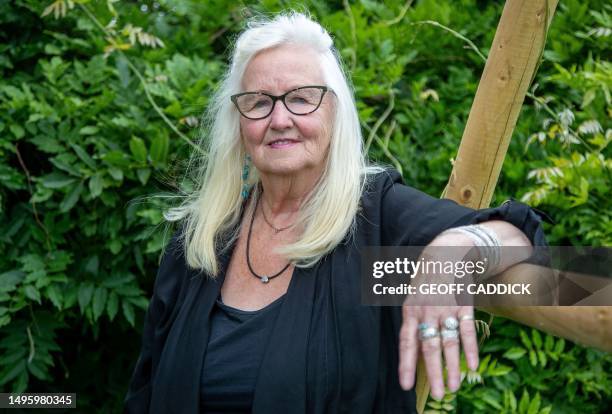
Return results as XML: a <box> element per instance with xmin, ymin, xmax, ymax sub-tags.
<box><xmin>241</xmin><ymin>154</ymin><xmax>251</xmax><ymax>199</ymax></box>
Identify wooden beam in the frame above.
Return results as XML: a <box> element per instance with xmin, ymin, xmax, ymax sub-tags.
<box><xmin>442</xmin><ymin>0</ymin><xmax>558</xmax><ymax>207</ymax></box>
<box><xmin>416</xmin><ymin>0</ymin><xmax>559</xmax><ymax>412</ymax></box>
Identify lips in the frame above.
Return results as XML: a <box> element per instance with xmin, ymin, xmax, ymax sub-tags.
<box><xmin>268</xmin><ymin>138</ymin><xmax>300</xmax><ymax>148</ymax></box>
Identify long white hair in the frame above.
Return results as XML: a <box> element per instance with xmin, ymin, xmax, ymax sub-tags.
<box><xmin>166</xmin><ymin>11</ymin><xmax>381</xmax><ymax>275</ymax></box>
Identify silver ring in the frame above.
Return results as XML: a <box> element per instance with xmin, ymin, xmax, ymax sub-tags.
<box><xmin>418</xmin><ymin>326</ymin><xmax>439</xmax><ymax>341</ymax></box>
<box><xmin>459</xmin><ymin>314</ymin><xmax>474</xmax><ymax>322</ymax></box>
<box><xmin>418</xmin><ymin>322</ymin><xmax>431</xmax><ymax>331</ymax></box>
<box><xmin>443</xmin><ymin>317</ymin><xmax>459</xmax><ymax>330</ymax></box>
<box><xmin>441</xmin><ymin>328</ymin><xmax>460</xmax><ymax>341</ymax></box>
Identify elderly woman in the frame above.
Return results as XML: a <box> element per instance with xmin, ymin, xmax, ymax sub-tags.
<box><xmin>124</xmin><ymin>12</ymin><xmax>546</xmax><ymax>414</ymax></box>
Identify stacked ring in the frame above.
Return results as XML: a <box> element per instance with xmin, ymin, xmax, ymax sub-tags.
<box><xmin>443</xmin><ymin>317</ymin><xmax>459</xmax><ymax>330</ymax></box>
<box><xmin>441</xmin><ymin>329</ymin><xmax>459</xmax><ymax>340</ymax></box>
<box><xmin>418</xmin><ymin>326</ymin><xmax>439</xmax><ymax>341</ymax></box>
<box><xmin>417</xmin><ymin>323</ymin><xmax>439</xmax><ymax>341</ymax></box>
<box><xmin>459</xmin><ymin>314</ymin><xmax>474</xmax><ymax>322</ymax></box>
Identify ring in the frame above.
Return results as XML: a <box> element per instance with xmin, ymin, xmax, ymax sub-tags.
<box><xmin>459</xmin><ymin>314</ymin><xmax>474</xmax><ymax>322</ymax></box>
<box><xmin>418</xmin><ymin>322</ymin><xmax>431</xmax><ymax>331</ymax></box>
<box><xmin>441</xmin><ymin>328</ymin><xmax>459</xmax><ymax>341</ymax></box>
<box><xmin>443</xmin><ymin>317</ymin><xmax>459</xmax><ymax>330</ymax></box>
<box><xmin>418</xmin><ymin>326</ymin><xmax>439</xmax><ymax>341</ymax></box>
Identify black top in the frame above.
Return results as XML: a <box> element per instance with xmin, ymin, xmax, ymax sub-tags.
<box><xmin>124</xmin><ymin>169</ymin><xmax>548</xmax><ymax>414</ymax></box>
<box><xmin>200</xmin><ymin>295</ymin><xmax>284</xmax><ymax>413</ymax></box>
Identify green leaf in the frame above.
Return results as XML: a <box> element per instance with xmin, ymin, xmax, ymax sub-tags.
<box><xmin>63</xmin><ymin>285</ymin><xmax>78</xmax><ymax>309</ymax></box>
<box><xmin>0</xmin><ymin>360</ymin><xmax>26</xmax><ymax>386</ymax></box>
<box><xmin>537</xmin><ymin>350</ymin><xmax>547</xmax><ymax>367</ymax></box>
<box><xmin>40</xmin><ymin>172</ymin><xmax>76</xmax><ymax>189</ymax></box>
<box><xmin>30</xmin><ymin>135</ymin><xmax>63</xmax><ymax>153</ymax></box>
<box><xmin>107</xmin><ymin>291</ymin><xmax>119</xmax><ymax>321</ymax></box>
<box><xmin>540</xmin><ymin>405</ymin><xmax>552</xmax><ymax>414</ymax></box>
<box><xmin>92</xmin><ymin>287</ymin><xmax>108</xmax><ymax>321</ymax></box>
<box><xmin>554</xmin><ymin>338</ymin><xmax>565</xmax><ymax>355</ymax></box>
<box><xmin>79</xmin><ymin>126</ymin><xmax>99</xmax><ymax>135</ymax></box>
<box><xmin>0</xmin><ymin>271</ymin><xmax>25</xmax><ymax>293</ymax></box>
<box><xmin>150</xmin><ymin>133</ymin><xmax>169</xmax><ymax>165</ymax></box>
<box><xmin>49</xmin><ymin>153</ymin><xmax>81</xmax><ymax>177</ymax></box>
<box><xmin>503</xmin><ymin>347</ymin><xmax>526</xmax><ymax>360</ymax></box>
<box><xmin>527</xmin><ymin>392</ymin><xmax>541</xmax><ymax>414</ymax></box>
<box><xmin>481</xmin><ymin>390</ymin><xmax>502</xmax><ymax>410</ymax></box>
<box><xmin>70</xmin><ymin>143</ymin><xmax>96</xmax><ymax>169</ymax></box>
<box><xmin>46</xmin><ymin>284</ymin><xmax>63</xmax><ymax>310</ymax></box>
<box><xmin>0</xmin><ymin>348</ymin><xmax>26</xmax><ymax>366</ymax></box>
<box><xmin>28</xmin><ymin>358</ymin><xmax>50</xmax><ymax>381</ymax></box>
<box><xmin>544</xmin><ymin>334</ymin><xmax>554</xmax><ymax>352</ymax></box>
<box><xmin>505</xmin><ymin>389</ymin><xmax>517</xmax><ymax>412</ymax></box>
<box><xmin>78</xmin><ymin>283</ymin><xmax>94</xmax><ymax>312</ymax></box>
<box><xmin>531</xmin><ymin>329</ymin><xmax>542</xmax><ymax>349</ymax></box>
<box><xmin>520</xmin><ymin>330</ymin><xmax>532</xmax><ymax>350</ymax></box>
<box><xmin>529</xmin><ymin>350</ymin><xmax>538</xmax><ymax>367</ymax></box>
<box><xmin>130</xmin><ymin>136</ymin><xmax>147</xmax><ymax>163</ymax></box>
<box><xmin>9</xmin><ymin>124</ymin><xmax>25</xmax><ymax>139</ymax></box>
<box><xmin>116</xmin><ymin>285</ymin><xmax>143</xmax><ymax>297</ymax></box>
<box><xmin>88</xmin><ymin>173</ymin><xmax>103</xmax><ymax>198</ymax></box>
<box><xmin>24</xmin><ymin>285</ymin><xmax>41</xmax><ymax>303</ymax></box>
<box><xmin>127</xmin><ymin>296</ymin><xmax>149</xmax><ymax>310</ymax></box>
<box><xmin>122</xmin><ymin>301</ymin><xmax>135</xmax><ymax>327</ymax></box>
<box><xmin>101</xmin><ymin>274</ymin><xmax>133</xmax><ymax>289</ymax></box>
<box><xmin>137</xmin><ymin>168</ymin><xmax>151</xmax><ymax>185</ymax></box>
<box><xmin>84</xmin><ymin>255</ymin><xmax>99</xmax><ymax>275</ymax></box>
<box><xmin>108</xmin><ymin>167</ymin><xmax>124</xmax><ymax>182</ymax></box>
<box><xmin>109</xmin><ymin>239</ymin><xmax>122</xmax><ymax>254</ymax></box>
<box><xmin>59</xmin><ymin>180</ymin><xmax>84</xmax><ymax>212</ymax></box>
<box><xmin>518</xmin><ymin>390</ymin><xmax>530</xmax><ymax>414</ymax></box>
<box><xmin>0</xmin><ymin>315</ymin><xmax>11</xmax><ymax>328</ymax></box>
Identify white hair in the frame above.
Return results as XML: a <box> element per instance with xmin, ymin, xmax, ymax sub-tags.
<box><xmin>166</xmin><ymin>11</ymin><xmax>382</xmax><ymax>275</ymax></box>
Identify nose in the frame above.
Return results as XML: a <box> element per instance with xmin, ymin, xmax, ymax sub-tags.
<box><xmin>268</xmin><ymin>99</ymin><xmax>294</xmax><ymax>130</ymax></box>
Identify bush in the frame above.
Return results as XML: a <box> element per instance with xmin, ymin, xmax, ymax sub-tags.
<box><xmin>1</xmin><ymin>0</ymin><xmax>610</xmax><ymax>412</ymax></box>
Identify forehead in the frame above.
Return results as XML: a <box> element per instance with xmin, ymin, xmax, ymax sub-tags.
<box><xmin>241</xmin><ymin>44</ymin><xmax>324</xmax><ymax>93</ymax></box>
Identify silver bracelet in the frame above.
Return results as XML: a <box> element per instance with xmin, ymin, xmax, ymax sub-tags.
<box><xmin>442</xmin><ymin>224</ymin><xmax>502</xmax><ymax>276</ymax></box>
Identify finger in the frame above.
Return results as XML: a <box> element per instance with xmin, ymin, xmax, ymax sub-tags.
<box><xmin>420</xmin><ymin>321</ymin><xmax>445</xmax><ymax>400</ymax></box>
<box><xmin>459</xmin><ymin>308</ymin><xmax>479</xmax><ymax>371</ymax></box>
<box><xmin>398</xmin><ymin>310</ymin><xmax>419</xmax><ymax>390</ymax></box>
<box><xmin>440</xmin><ymin>319</ymin><xmax>461</xmax><ymax>392</ymax></box>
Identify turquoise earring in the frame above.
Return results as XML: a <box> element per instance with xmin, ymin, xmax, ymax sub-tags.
<box><xmin>241</xmin><ymin>154</ymin><xmax>251</xmax><ymax>199</ymax></box>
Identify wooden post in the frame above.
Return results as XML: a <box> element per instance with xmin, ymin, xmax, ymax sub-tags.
<box><xmin>416</xmin><ymin>0</ymin><xmax>559</xmax><ymax>412</ymax></box>
<box><xmin>441</xmin><ymin>0</ymin><xmax>558</xmax><ymax>207</ymax></box>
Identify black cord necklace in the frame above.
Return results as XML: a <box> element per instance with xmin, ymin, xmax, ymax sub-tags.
<box><xmin>246</xmin><ymin>191</ymin><xmax>291</xmax><ymax>283</ymax></box>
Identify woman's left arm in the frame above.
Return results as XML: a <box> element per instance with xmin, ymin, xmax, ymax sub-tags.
<box><xmin>397</xmin><ymin>220</ymin><xmax>533</xmax><ymax>400</ymax></box>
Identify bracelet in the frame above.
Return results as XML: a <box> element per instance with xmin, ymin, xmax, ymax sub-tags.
<box><xmin>442</xmin><ymin>224</ymin><xmax>502</xmax><ymax>276</ymax></box>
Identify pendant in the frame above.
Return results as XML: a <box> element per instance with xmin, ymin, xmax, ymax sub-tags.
<box><xmin>261</xmin><ymin>276</ymin><xmax>269</xmax><ymax>283</ymax></box>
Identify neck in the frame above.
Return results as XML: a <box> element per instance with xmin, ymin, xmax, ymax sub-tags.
<box><xmin>258</xmin><ymin>169</ymin><xmax>322</xmax><ymax>216</ymax></box>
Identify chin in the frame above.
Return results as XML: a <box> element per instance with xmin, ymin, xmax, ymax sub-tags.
<box><xmin>258</xmin><ymin>159</ymin><xmax>320</xmax><ymax>177</ymax></box>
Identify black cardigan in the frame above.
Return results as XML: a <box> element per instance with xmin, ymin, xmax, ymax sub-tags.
<box><xmin>124</xmin><ymin>169</ymin><xmax>547</xmax><ymax>414</ymax></box>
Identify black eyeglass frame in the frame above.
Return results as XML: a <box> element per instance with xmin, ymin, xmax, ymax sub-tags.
<box><xmin>230</xmin><ymin>85</ymin><xmax>332</xmax><ymax>120</ymax></box>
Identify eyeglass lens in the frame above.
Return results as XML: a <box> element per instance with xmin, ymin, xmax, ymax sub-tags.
<box><xmin>235</xmin><ymin>87</ymin><xmax>324</xmax><ymax>119</ymax></box>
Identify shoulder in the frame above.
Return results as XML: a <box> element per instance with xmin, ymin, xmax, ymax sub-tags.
<box><xmin>361</xmin><ymin>167</ymin><xmax>455</xmax><ymax>214</ymax></box>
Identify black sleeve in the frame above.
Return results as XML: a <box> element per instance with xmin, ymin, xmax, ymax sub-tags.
<box><xmin>124</xmin><ymin>229</ymin><xmax>185</xmax><ymax>414</ymax></box>
<box><xmin>380</xmin><ymin>170</ymin><xmax>548</xmax><ymax>247</ymax></box>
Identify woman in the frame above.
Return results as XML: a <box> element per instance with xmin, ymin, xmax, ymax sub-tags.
<box><xmin>124</xmin><ymin>12</ymin><xmax>546</xmax><ymax>414</ymax></box>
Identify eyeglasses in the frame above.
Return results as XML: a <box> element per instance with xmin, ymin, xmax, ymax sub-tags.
<box><xmin>231</xmin><ymin>86</ymin><xmax>331</xmax><ymax>120</ymax></box>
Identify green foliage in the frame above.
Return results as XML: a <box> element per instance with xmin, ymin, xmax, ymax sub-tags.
<box><xmin>0</xmin><ymin>0</ymin><xmax>610</xmax><ymax>412</ymax></box>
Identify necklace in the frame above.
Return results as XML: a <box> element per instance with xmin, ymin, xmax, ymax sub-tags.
<box><xmin>260</xmin><ymin>199</ymin><xmax>295</xmax><ymax>233</ymax></box>
<box><xmin>246</xmin><ymin>192</ymin><xmax>291</xmax><ymax>283</ymax></box>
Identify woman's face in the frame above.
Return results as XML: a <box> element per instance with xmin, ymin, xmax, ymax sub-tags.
<box><xmin>239</xmin><ymin>44</ymin><xmax>335</xmax><ymax>178</ymax></box>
